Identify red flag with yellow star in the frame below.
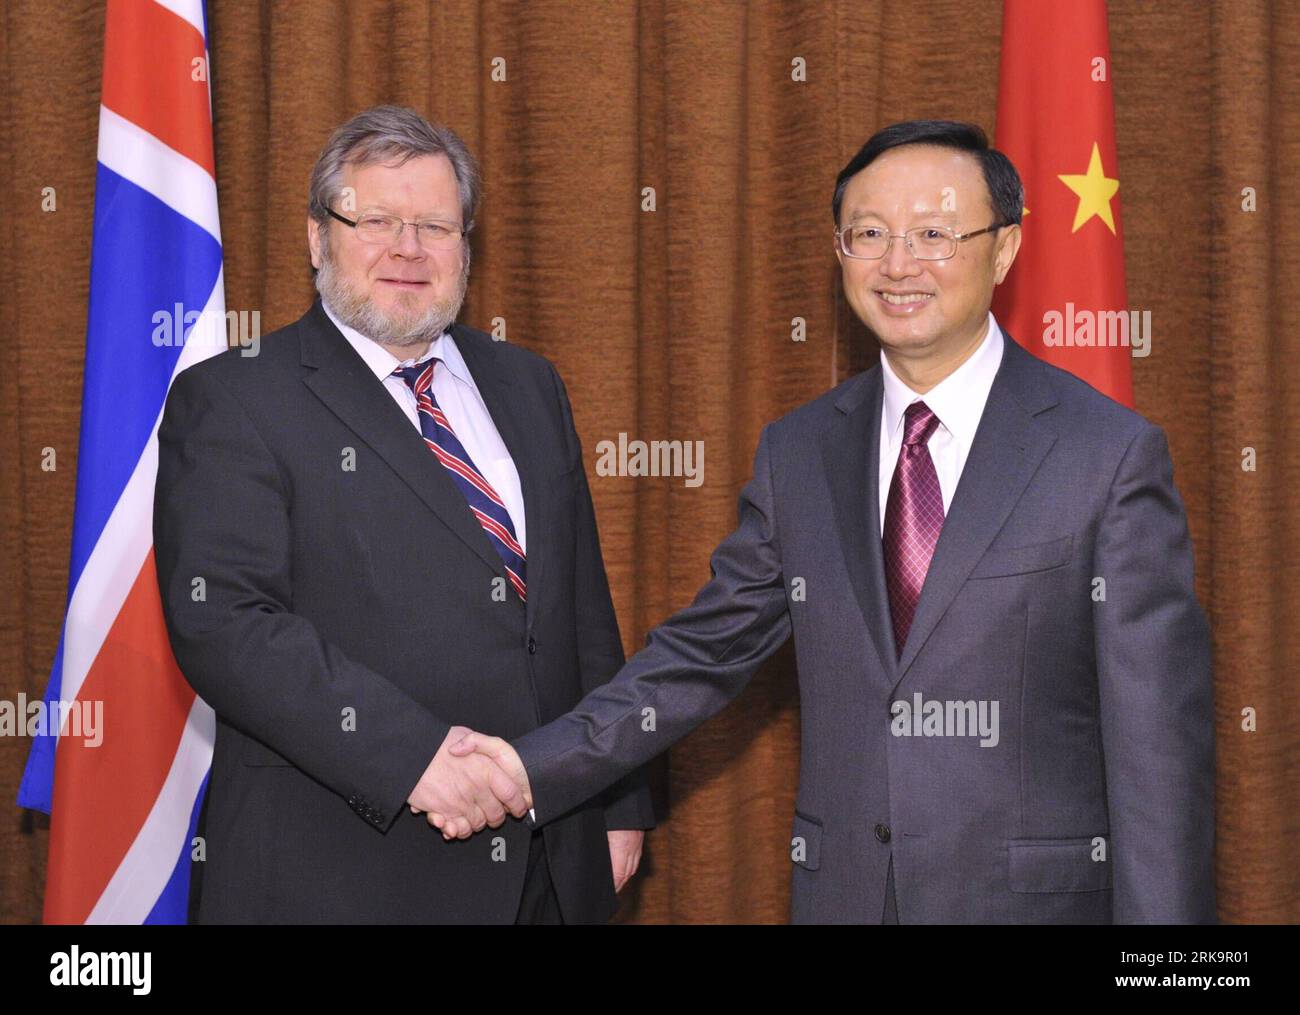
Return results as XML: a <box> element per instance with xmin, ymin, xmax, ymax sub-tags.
<box><xmin>992</xmin><ymin>0</ymin><xmax>1135</xmax><ymax>407</ymax></box>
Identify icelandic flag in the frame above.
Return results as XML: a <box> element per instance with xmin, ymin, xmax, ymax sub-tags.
<box><xmin>16</xmin><ymin>0</ymin><xmax>225</xmax><ymax>924</ymax></box>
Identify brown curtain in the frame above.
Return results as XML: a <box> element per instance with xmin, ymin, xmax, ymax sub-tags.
<box><xmin>2</xmin><ymin>0</ymin><xmax>1296</xmax><ymax>924</ymax></box>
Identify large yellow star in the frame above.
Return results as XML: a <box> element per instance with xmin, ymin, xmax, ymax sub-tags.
<box><xmin>1058</xmin><ymin>142</ymin><xmax>1119</xmax><ymax>234</ymax></box>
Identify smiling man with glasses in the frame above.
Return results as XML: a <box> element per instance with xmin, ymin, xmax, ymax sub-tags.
<box><xmin>454</xmin><ymin>119</ymin><xmax>1215</xmax><ymax>925</ymax></box>
<box><xmin>153</xmin><ymin>105</ymin><xmax>654</xmax><ymax>925</ymax></box>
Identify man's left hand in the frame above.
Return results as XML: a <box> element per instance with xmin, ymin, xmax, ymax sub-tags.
<box><xmin>607</xmin><ymin>829</ymin><xmax>644</xmax><ymax>893</ymax></box>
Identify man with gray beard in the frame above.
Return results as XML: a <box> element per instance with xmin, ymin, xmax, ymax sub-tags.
<box><xmin>153</xmin><ymin>105</ymin><xmax>654</xmax><ymax>924</ymax></box>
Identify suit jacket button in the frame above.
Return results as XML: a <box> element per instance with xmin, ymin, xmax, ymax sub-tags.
<box><xmin>874</xmin><ymin>823</ymin><xmax>891</xmax><ymax>843</ymax></box>
<box><xmin>527</xmin><ymin>637</ymin><xmax>537</xmax><ymax>654</ymax></box>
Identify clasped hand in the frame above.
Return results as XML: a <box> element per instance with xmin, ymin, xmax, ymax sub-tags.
<box><xmin>407</xmin><ymin>727</ymin><xmax>646</xmax><ymax>892</ymax></box>
<box><xmin>407</xmin><ymin>726</ymin><xmax>532</xmax><ymax>840</ymax></box>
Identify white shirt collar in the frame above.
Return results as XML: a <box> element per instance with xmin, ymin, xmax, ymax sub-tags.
<box><xmin>321</xmin><ymin>299</ymin><xmax>471</xmax><ymax>386</ymax></box>
<box><xmin>880</xmin><ymin>311</ymin><xmax>1005</xmax><ymax>447</ymax></box>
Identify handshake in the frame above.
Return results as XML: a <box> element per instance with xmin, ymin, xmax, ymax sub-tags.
<box><xmin>407</xmin><ymin>726</ymin><xmax>533</xmax><ymax>840</ymax></box>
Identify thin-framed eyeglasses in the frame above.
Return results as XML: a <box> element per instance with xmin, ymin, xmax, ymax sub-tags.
<box><xmin>326</xmin><ymin>207</ymin><xmax>464</xmax><ymax>249</ymax></box>
<box><xmin>835</xmin><ymin>222</ymin><xmax>1007</xmax><ymax>260</ymax></box>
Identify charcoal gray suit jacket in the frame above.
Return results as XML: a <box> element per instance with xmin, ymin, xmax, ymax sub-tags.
<box><xmin>512</xmin><ymin>330</ymin><xmax>1215</xmax><ymax>924</ymax></box>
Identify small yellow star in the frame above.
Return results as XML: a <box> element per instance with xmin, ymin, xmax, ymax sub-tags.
<box><xmin>1058</xmin><ymin>142</ymin><xmax>1119</xmax><ymax>234</ymax></box>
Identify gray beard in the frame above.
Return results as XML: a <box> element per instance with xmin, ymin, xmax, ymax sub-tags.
<box><xmin>314</xmin><ymin>239</ymin><xmax>469</xmax><ymax>348</ymax></box>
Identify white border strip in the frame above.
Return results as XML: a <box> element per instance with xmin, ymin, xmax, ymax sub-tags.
<box><xmin>87</xmin><ymin>694</ymin><xmax>215</xmax><ymax>923</ymax></box>
<box><xmin>151</xmin><ymin>0</ymin><xmax>206</xmax><ymax>38</ymax></box>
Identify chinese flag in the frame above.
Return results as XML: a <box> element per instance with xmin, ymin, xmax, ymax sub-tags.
<box><xmin>992</xmin><ymin>0</ymin><xmax>1135</xmax><ymax>407</ymax></box>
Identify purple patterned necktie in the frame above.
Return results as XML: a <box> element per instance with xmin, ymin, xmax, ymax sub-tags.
<box><xmin>883</xmin><ymin>400</ymin><xmax>945</xmax><ymax>657</ymax></box>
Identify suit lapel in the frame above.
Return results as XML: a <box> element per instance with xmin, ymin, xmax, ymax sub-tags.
<box><xmin>892</xmin><ymin>333</ymin><xmax>1059</xmax><ymax>684</ymax></box>
<box><xmin>821</xmin><ymin>367</ymin><xmax>900</xmax><ymax>686</ymax></box>
<box><xmin>298</xmin><ymin>302</ymin><xmax>514</xmax><ymax>593</ymax></box>
<box><xmin>453</xmin><ymin>325</ymin><xmax>548</xmax><ymax>628</ymax></box>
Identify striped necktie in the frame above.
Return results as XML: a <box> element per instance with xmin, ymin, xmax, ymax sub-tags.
<box><xmin>391</xmin><ymin>360</ymin><xmax>526</xmax><ymax>602</ymax></box>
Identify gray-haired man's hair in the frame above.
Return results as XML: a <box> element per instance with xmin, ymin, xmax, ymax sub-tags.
<box><xmin>308</xmin><ymin>105</ymin><xmax>481</xmax><ymax>242</ymax></box>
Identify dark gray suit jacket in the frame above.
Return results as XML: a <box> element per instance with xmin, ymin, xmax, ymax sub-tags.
<box><xmin>154</xmin><ymin>300</ymin><xmax>654</xmax><ymax>924</ymax></box>
<box><xmin>513</xmin><ymin>330</ymin><xmax>1215</xmax><ymax>924</ymax></box>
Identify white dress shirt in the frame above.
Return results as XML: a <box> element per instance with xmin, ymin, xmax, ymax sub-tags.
<box><xmin>322</xmin><ymin>301</ymin><xmax>527</xmax><ymax>554</ymax></box>
<box><xmin>878</xmin><ymin>311</ymin><xmax>1005</xmax><ymax>534</ymax></box>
